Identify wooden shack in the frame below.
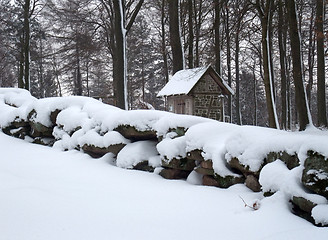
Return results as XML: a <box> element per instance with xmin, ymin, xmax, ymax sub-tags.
<box><xmin>157</xmin><ymin>65</ymin><xmax>234</xmax><ymax>121</ymax></box>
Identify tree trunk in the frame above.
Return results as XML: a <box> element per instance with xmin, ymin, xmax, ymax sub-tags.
<box><xmin>278</xmin><ymin>0</ymin><xmax>288</xmax><ymax>129</ymax></box>
<box><xmin>316</xmin><ymin>0</ymin><xmax>327</xmax><ymax>127</ymax></box>
<box><xmin>113</xmin><ymin>0</ymin><xmax>126</xmax><ymax>109</ymax></box>
<box><xmin>168</xmin><ymin>0</ymin><xmax>184</xmax><ymax>73</ymax></box>
<box><xmin>235</xmin><ymin>22</ymin><xmax>241</xmax><ymax>125</ymax></box>
<box><xmin>23</xmin><ymin>0</ymin><xmax>30</xmax><ymax>91</ymax></box>
<box><xmin>161</xmin><ymin>0</ymin><xmax>169</xmax><ymax>83</ymax></box>
<box><xmin>306</xmin><ymin>6</ymin><xmax>315</xmax><ymax>110</ymax></box>
<box><xmin>18</xmin><ymin>36</ymin><xmax>25</xmax><ymax>89</ymax></box>
<box><xmin>188</xmin><ymin>0</ymin><xmax>193</xmax><ymax>69</ymax></box>
<box><xmin>214</xmin><ymin>0</ymin><xmax>222</xmax><ymax>75</ymax></box>
<box><xmin>194</xmin><ymin>0</ymin><xmax>202</xmax><ymax>68</ymax></box>
<box><xmin>287</xmin><ymin>0</ymin><xmax>311</xmax><ymax>130</ymax></box>
<box><xmin>258</xmin><ymin>0</ymin><xmax>279</xmax><ymax>129</ymax></box>
<box><xmin>225</xmin><ymin>5</ymin><xmax>232</xmax><ymax>123</ymax></box>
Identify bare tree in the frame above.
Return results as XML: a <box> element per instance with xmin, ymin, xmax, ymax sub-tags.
<box><xmin>287</xmin><ymin>0</ymin><xmax>312</xmax><ymax>130</ymax></box>
<box><xmin>316</xmin><ymin>0</ymin><xmax>327</xmax><ymax>127</ymax></box>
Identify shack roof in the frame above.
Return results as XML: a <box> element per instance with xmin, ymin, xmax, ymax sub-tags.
<box><xmin>157</xmin><ymin>65</ymin><xmax>234</xmax><ymax>97</ymax></box>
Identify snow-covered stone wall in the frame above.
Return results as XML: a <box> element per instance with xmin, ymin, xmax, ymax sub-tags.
<box><xmin>1</xmin><ymin>88</ymin><xmax>328</xmax><ymax>226</ymax></box>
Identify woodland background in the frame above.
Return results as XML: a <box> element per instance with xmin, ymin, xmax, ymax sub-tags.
<box><xmin>0</xmin><ymin>0</ymin><xmax>327</xmax><ymax>130</ymax></box>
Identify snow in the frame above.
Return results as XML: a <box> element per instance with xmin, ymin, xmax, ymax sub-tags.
<box><xmin>116</xmin><ymin>141</ymin><xmax>160</xmax><ymax>169</ymax></box>
<box><xmin>1</xmin><ymin>88</ymin><xmax>328</xmax><ymax>238</ymax></box>
<box><xmin>157</xmin><ymin>65</ymin><xmax>234</xmax><ymax>97</ymax></box>
<box><xmin>157</xmin><ymin>66</ymin><xmax>208</xmax><ymax>97</ymax></box>
<box><xmin>1</xmin><ymin>132</ymin><xmax>328</xmax><ymax>239</ymax></box>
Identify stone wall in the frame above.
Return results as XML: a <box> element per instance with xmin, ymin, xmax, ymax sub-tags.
<box><xmin>191</xmin><ymin>74</ymin><xmax>223</xmax><ymax>120</ymax></box>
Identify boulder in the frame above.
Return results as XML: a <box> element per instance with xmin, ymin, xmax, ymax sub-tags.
<box><xmin>133</xmin><ymin>161</ymin><xmax>155</xmax><ymax>172</ymax></box>
<box><xmin>291</xmin><ymin>196</ymin><xmax>317</xmax><ymax>225</ymax></box>
<box><xmin>302</xmin><ymin>151</ymin><xmax>328</xmax><ymax>199</ymax></box>
<box><xmin>186</xmin><ymin>149</ymin><xmax>204</xmax><ymax>162</ymax></box>
<box><xmin>82</xmin><ymin>143</ymin><xmax>126</xmax><ymax>158</ymax></box>
<box><xmin>161</xmin><ymin>158</ymin><xmax>196</xmax><ymax>171</ymax></box>
<box><xmin>159</xmin><ymin>168</ymin><xmax>190</xmax><ymax>179</ymax></box>
<box><xmin>213</xmin><ymin>173</ymin><xmax>245</xmax><ymax>188</ymax></box>
<box><xmin>228</xmin><ymin>157</ymin><xmax>260</xmax><ymax>177</ymax></box>
<box><xmin>202</xmin><ymin>175</ymin><xmax>220</xmax><ymax>187</ymax></box>
<box><xmin>195</xmin><ymin>166</ymin><xmax>214</xmax><ymax>176</ymax></box>
<box><xmin>114</xmin><ymin>125</ymin><xmax>157</xmax><ymax>141</ymax></box>
<box><xmin>266</xmin><ymin>151</ymin><xmax>299</xmax><ymax>169</ymax></box>
<box><xmin>202</xmin><ymin>174</ymin><xmax>244</xmax><ymax>188</ymax></box>
<box><xmin>245</xmin><ymin>175</ymin><xmax>261</xmax><ymax>192</ymax></box>
<box><xmin>200</xmin><ymin>160</ymin><xmax>213</xmax><ymax>169</ymax></box>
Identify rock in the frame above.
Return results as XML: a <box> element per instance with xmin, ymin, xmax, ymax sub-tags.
<box><xmin>203</xmin><ymin>175</ymin><xmax>220</xmax><ymax>187</ymax></box>
<box><xmin>201</xmin><ymin>160</ymin><xmax>213</xmax><ymax>169</ymax></box>
<box><xmin>245</xmin><ymin>175</ymin><xmax>261</xmax><ymax>192</ymax></box>
<box><xmin>50</xmin><ymin>109</ymin><xmax>61</xmax><ymax>125</ymax></box>
<box><xmin>195</xmin><ymin>166</ymin><xmax>215</xmax><ymax>176</ymax></box>
<box><xmin>203</xmin><ymin>173</ymin><xmax>244</xmax><ymax>188</ymax></box>
<box><xmin>228</xmin><ymin>157</ymin><xmax>259</xmax><ymax>176</ymax></box>
<box><xmin>29</xmin><ymin>122</ymin><xmax>54</xmax><ymax>138</ymax></box>
<box><xmin>161</xmin><ymin>158</ymin><xmax>196</xmax><ymax>171</ymax></box>
<box><xmin>291</xmin><ymin>196</ymin><xmax>317</xmax><ymax>225</ymax></box>
<box><xmin>28</xmin><ymin>109</ymin><xmax>54</xmax><ymax>138</ymax></box>
<box><xmin>302</xmin><ymin>151</ymin><xmax>328</xmax><ymax>199</ymax></box>
<box><xmin>187</xmin><ymin>149</ymin><xmax>204</xmax><ymax>162</ymax></box>
<box><xmin>213</xmin><ymin>173</ymin><xmax>245</xmax><ymax>188</ymax></box>
<box><xmin>159</xmin><ymin>168</ymin><xmax>190</xmax><ymax>179</ymax></box>
<box><xmin>133</xmin><ymin>161</ymin><xmax>155</xmax><ymax>172</ymax></box>
<box><xmin>82</xmin><ymin>143</ymin><xmax>126</xmax><ymax>158</ymax></box>
<box><xmin>32</xmin><ymin>137</ymin><xmax>56</xmax><ymax>146</ymax></box>
<box><xmin>114</xmin><ymin>125</ymin><xmax>157</xmax><ymax>141</ymax></box>
<box><xmin>266</xmin><ymin>151</ymin><xmax>299</xmax><ymax>169</ymax></box>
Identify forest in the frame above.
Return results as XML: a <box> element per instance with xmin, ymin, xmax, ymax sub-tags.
<box><xmin>0</xmin><ymin>0</ymin><xmax>327</xmax><ymax>130</ymax></box>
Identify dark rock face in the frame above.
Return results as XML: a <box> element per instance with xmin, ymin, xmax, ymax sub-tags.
<box><xmin>228</xmin><ymin>157</ymin><xmax>261</xmax><ymax>177</ymax></box>
<box><xmin>82</xmin><ymin>143</ymin><xmax>126</xmax><ymax>158</ymax></box>
<box><xmin>133</xmin><ymin>161</ymin><xmax>155</xmax><ymax>172</ymax></box>
<box><xmin>266</xmin><ymin>151</ymin><xmax>299</xmax><ymax>170</ymax></box>
<box><xmin>159</xmin><ymin>168</ymin><xmax>190</xmax><ymax>179</ymax></box>
<box><xmin>114</xmin><ymin>125</ymin><xmax>157</xmax><ymax>141</ymax></box>
<box><xmin>245</xmin><ymin>175</ymin><xmax>261</xmax><ymax>192</ymax></box>
<box><xmin>302</xmin><ymin>151</ymin><xmax>328</xmax><ymax>199</ymax></box>
<box><xmin>213</xmin><ymin>174</ymin><xmax>245</xmax><ymax>188</ymax></box>
<box><xmin>291</xmin><ymin>196</ymin><xmax>318</xmax><ymax>225</ymax></box>
<box><xmin>161</xmin><ymin>158</ymin><xmax>196</xmax><ymax>171</ymax></box>
<box><xmin>187</xmin><ymin>149</ymin><xmax>204</xmax><ymax>162</ymax></box>
<box><xmin>202</xmin><ymin>175</ymin><xmax>220</xmax><ymax>187</ymax></box>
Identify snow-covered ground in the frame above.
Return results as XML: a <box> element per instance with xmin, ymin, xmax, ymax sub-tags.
<box><xmin>1</xmin><ymin>132</ymin><xmax>328</xmax><ymax>240</ymax></box>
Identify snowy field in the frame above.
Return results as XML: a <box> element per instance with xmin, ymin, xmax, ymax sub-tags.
<box><xmin>1</xmin><ymin>132</ymin><xmax>328</xmax><ymax>240</ymax></box>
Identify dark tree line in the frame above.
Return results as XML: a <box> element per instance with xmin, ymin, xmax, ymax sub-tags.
<box><xmin>0</xmin><ymin>0</ymin><xmax>327</xmax><ymax>130</ymax></box>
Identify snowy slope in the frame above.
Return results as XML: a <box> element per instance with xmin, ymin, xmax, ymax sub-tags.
<box><xmin>1</xmin><ymin>132</ymin><xmax>328</xmax><ymax>240</ymax></box>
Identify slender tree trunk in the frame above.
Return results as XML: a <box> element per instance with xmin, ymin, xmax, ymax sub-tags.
<box><xmin>168</xmin><ymin>0</ymin><xmax>184</xmax><ymax>73</ymax></box>
<box><xmin>287</xmin><ymin>0</ymin><xmax>311</xmax><ymax>130</ymax></box>
<box><xmin>252</xmin><ymin>64</ymin><xmax>258</xmax><ymax>126</ymax></box>
<box><xmin>18</xmin><ymin>36</ymin><xmax>25</xmax><ymax>89</ymax></box>
<box><xmin>225</xmin><ymin>6</ymin><xmax>232</xmax><ymax>123</ymax></box>
<box><xmin>316</xmin><ymin>0</ymin><xmax>327</xmax><ymax>127</ymax></box>
<box><xmin>194</xmin><ymin>0</ymin><xmax>202</xmax><ymax>67</ymax></box>
<box><xmin>306</xmin><ymin>6</ymin><xmax>315</xmax><ymax>110</ymax></box>
<box><xmin>278</xmin><ymin>0</ymin><xmax>288</xmax><ymax>129</ymax></box>
<box><xmin>188</xmin><ymin>0</ymin><xmax>193</xmax><ymax>69</ymax></box>
<box><xmin>23</xmin><ymin>0</ymin><xmax>30</xmax><ymax>91</ymax></box>
<box><xmin>235</xmin><ymin>23</ymin><xmax>241</xmax><ymax>125</ymax></box>
<box><xmin>161</xmin><ymin>0</ymin><xmax>169</xmax><ymax>83</ymax></box>
<box><xmin>214</xmin><ymin>0</ymin><xmax>222</xmax><ymax>75</ymax></box>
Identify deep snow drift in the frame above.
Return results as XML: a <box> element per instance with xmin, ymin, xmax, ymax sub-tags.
<box><xmin>1</xmin><ymin>132</ymin><xmax>328</xmax><ymax>240</ymax></box>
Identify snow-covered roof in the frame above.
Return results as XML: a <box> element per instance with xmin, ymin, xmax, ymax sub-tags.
<box><xmin>157</xmin><ymin>65</ymin><xmax>234</xmax><ymax>97</ymax></box>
